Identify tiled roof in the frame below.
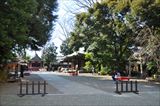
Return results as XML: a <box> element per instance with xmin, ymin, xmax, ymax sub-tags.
<box><xmin>30</xmin><ymin>54</ymin><xmax>41</xmax><ymax>62</ymax></box>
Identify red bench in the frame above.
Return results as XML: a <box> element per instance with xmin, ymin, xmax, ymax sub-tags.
<box><xmin>116</xmin><ymin>76</ymin><xmax>130</xmax><ymax>81</ymax></box>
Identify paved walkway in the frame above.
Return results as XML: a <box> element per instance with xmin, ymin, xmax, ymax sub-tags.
<box><xmin>38</xmin><ymin>73</ymin><xmax>108</xmax><ymax>95</ymax></box>
<box><xmin>0</xmin><ymin>72</ymin><xmax>159</xmax><ymax>106</ymax></box>
<box><xmin>53</xmin><ymin>71</ymin><xmax>160</xmax><ymax>83</ymax></box>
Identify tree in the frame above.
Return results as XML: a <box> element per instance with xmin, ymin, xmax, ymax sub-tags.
<box><xmin>0</xmin><ymin>0</ymin><xmax>37</xmax><ymax>64</ymax></box>
<box><xmin>60</xmin><ymin>38</ymin><xmax>74</xmax><ymax>56</ymax></box>
<box><xmin>59</xmin><ymin>0</ymin><xmax>101</xmax><ymax>56</ymax></box>
<box><xmin>0</xmin><ymin>0</ymin><xmax>58</xmax><ymax>66</ymax></box>
<box><xmin>130</xmin><ymin>0</ymin><xmax>160</xmax><ymax>74</ymax></box>
<box><xmin>28</xmin><ymin>0</ymin><xmax>58</xmax><ymax>50</ymax></box>
<box><xmin>42</xmin><ymin>43</ymin><xmax>57</xmax><ymax>71</ymax></box>
<box><xmin>73</xmin><ymin>0</ymin><xmax>99</xmax><ymax>9</ymax></box>
<box><xmin>107</xmin><ymin>0</ymin><xmax>160</xmax><ymax>74</ymax></box>
<box><xmin>58</xmin><ymin>19</ymin><xmax>74</xmax><ymax>55</ymax></box>
<box><xmin>67</xmin><ymin>2</ymin><xmax>135</xmax><ymax>72</ymax></box>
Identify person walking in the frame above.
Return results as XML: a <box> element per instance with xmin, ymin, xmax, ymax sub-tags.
<box><xmin>112</xmin><ymin>70</ymin><xmax>116</xmax><ymax>81</ymax></box>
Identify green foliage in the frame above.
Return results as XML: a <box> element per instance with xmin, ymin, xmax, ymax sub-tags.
<box><xmin>60</xmin><ymin>38</ymin><xmax>73</xmax><ymax>56</ymax></box>
<box><xmin>99</xmin><ymin>65</ymin><xmax>107</xmax><ymax>75</ymax></box>
<box><xmin>85</xmin><ymin>53</ymin><xmax>93</xmax><ymax>60</ymax></box>
<box><xmin>22</xmin><ymin>55</ymin><xmax>31</xmax><ymax>62</ymax></box>
<box><xmin>146</xmin><ymin>61</ymin><xmax>157</xmax><ymax>76</ymax></box>
<box><xmin>0</xmin><ymin>70</ymin><xmax>8</xmax><ymax>82</ymax></box>
<box><xmin>147</xmin><ymin>61</ymin><xmax>156</xmax><ymax>70</ymax></box>
<box><xmin>104</xmin><ymin>67</ymin><xmax>112</xmax><ymax>75</ymax></box>
<box><xmin>42</xmin><ymin>43</ymin><xmax>57</xmax><ymax>69</ymax></box>
<box><xmin>83</xmin><ymin>61</ymin><xmax>92</xmax><ymax>73</ymax></box>
<box><xmin>129</xmin><ymin>0</ymin><xmax>160</xmax><ymax>74</ymax></box>
<box><xmin>0</xmin><ymin>0</ymin><xmax>58</xmax><ymax>65</ymax></box>
<box><xmin>100</xmin><ymin>65</ymin><xmax>112</xmax><ymax>75</ymax></box>
<box><xmin>67</xmin><ymin>2</ymin><xmax>133</xmax><ymax>71</ymax></box>
<box><xmin>27</xmin><ymin>0</ymin><xmax>58</xmax><ymax>50</ymax></box>
<box><xmin>60</xmin><ymin>0</ymin><xmax>160</xmax><ymax>76</ymax></box>
<box><xmin>100</xmin><ymin>65</ymin><xmax>105</xmax><ymax>72</ymax></box>
<box><xmin>108</xmin><ymin>0</ymin><xmax>160</xmax><ymax>75</ymax></box>
<box><xmin>99</xmin><ymin>71</ymin><xmax>107</xmax><ymax>75</ymax></box>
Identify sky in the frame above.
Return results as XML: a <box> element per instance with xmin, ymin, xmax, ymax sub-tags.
<box><xmin>26</xmin><ymin>0</ymin><xmax>88</xmax><ymax>58</ymax></box>
<box><xmin>26</xmin><ymin>0</ymin><xmax>76</xmax><ymax>58</ymax></box>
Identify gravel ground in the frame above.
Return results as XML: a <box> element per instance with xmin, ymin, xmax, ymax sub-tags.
<box><xmin>58</xmin><ymin>74</ymin><xmax>160</xmax><ymax>93</ymax></box>
<box><xmin>0</xmin><ymin>74</ymin><xmax>62</xmax><ymax>95</ymax></box>
<box><xmin>0</xmin><ymin>72</ymin><xmax>159</xmax><ymax>106</ymax></box>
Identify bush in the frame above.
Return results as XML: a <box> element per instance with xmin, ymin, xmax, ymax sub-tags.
<box><xmin>100</xmin><ymin>70</ymin><xmax>107</xmax><ymax>75</ymax></box>
<box><xmin>0</xmin><ymin>70</ymin><xmax>8</xmax><ymax>82</ymax></box>
<box><xmin>83</xmin><ymin>69</ymin><xmax>92</xmax><ymax>73</ymax></box>
<box><xmin>99</xmin><ymin>65</ymin><xmax>107</xmax><ymax>75</ymax></box>
<box><xmin>83</xmin><ymin>61</ymin><xmax>92</xmax><ymax>73</ymax></box>
<box><xmin>104</xmin><ymin>67</ymin><xmax>112</xmax><ymax>75</ymax></box>
<box><xmin>131</xmin><ymin>71</ymin><xmax>140</xmax><ymax>77</ymax></box>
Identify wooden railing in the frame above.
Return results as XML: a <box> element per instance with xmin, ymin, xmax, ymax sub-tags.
<box><xmin>18</xmin><ymin>81</ymin><xmax>47</xmax><ymax>97</ymax></box>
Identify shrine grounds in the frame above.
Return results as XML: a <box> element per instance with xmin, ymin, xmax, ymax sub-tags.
<box><xmin>0</xmin><ymin>71</ymin><xmax>160</xmax><ymax>106</ymax></box>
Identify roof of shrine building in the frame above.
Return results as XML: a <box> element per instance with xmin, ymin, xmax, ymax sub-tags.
<box><xmin>30</xmin><ymin>53</ymin><xmax>42</xmax><ymax>62</ymax></box>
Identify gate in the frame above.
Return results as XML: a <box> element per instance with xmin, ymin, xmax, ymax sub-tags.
<box><xmin>18</xmin><ymin>81</ymin><xmax>47</xmax><ymax>97</ymax></box>
<box><xmin>115</xmin><ymin>80</ymin><xmax>139</xmax><ymax>94</ymax></box>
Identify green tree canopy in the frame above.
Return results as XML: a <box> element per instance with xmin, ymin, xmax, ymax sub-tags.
<box><xmin>60</xmin><ymin>0</ymin><xmax>160</xmax><ymax>75</ymax></box>
<box><xmin>106</xmin><ymin>0</ymin><xmax>160</xmax><ymax>74</ymax></box>
<box><xmin>60</xmin><ymin>38</ymin><xmax>74</xmax><ymax>56</ymax></box>
<box><xmin>67</xmin><ymin>2</ymin><xmax>135</xmax><ymax>71</ymax></box>
<box><xmin>42</xmin><ymin>43</ymin><xmax>57</xmax><ymax>70</ymax></box>
<box><xmin>0</xmin><ymin>0</ymin><xmax>58</xmax><ymax>65</ymax></box>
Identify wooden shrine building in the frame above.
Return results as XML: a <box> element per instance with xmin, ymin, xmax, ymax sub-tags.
<box><xmin>28</xmin><ymin>54</ymin><xmax>43</xmax><ymax>71</ymax></box>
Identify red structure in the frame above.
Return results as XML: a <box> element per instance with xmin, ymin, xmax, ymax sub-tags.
<box><xmin>116</xmin><ymin>76</ymin><xmax>130</xmax><ymax>81</ymax></box>
<box><xmin>28</xmin><ymin>54</ymin><xmax>43</xmax><ymax>71</ymax></box>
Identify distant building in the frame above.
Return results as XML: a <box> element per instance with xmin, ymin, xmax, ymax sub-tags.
<box><xmin>59</xmin><ymin>52</ymin><xmax>85</xmax><ymax>71</ymax></box>
<box><xmin>28</xmin><ymin>54</ymin><xmax>43</xmax><ymax>71</ymax></box>
<box><xmin>5</xmin><ymin>58</ymin><xmax>27</xmax><ymax>72</ymax></box>
<box><xmin>128</xmin><ymin>47</ymin><xmax>147</xmax><ymax>77</ymax></box>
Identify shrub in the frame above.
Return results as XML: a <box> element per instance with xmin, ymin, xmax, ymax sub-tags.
<box><xmin>131</xmin><ymin>71</ymin><xmax>140</xmax><ymax>77</ymax></box>
<box><xmin>100</xmin><ymin>70</ymin><xmax>107</xmax><ymax>75</ymax></box>
<box><xmin>104</xmin><ymin>67</ymin><xmax>112</xmax><ymax>75</ymax></box>
<box><xmin>83</xmin><ymin>61</ymin><xmax>92</xmax><ymax>73</ymax></box>
<box><xmin>100</xmin><ymin>65</ymin><xmax>107</xmax><ymax>75</ymax></box>
<box><xmin>0</xmin><ymin>70</ymin><xmax>8</xmax><ymax>82</ymax></box>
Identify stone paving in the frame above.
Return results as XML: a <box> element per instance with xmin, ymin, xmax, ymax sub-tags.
<box><xmin>0</xmin><ymin>71</ymin><xmax>160</xmax><ymax>106</ymax></box>
<box><xmin>38</xmin><ymin>74</ymin><xmax>108</xmax><ymax>95</ymax></box>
